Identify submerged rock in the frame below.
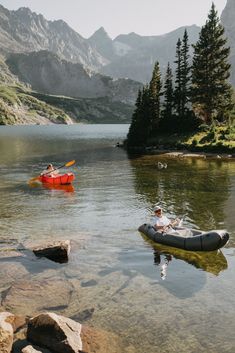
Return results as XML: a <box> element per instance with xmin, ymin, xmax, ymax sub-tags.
<box><xmin>1</xmin><ymin>278</ymin><xmax>73</xmax><ymax>316</ymax></box>
<box><xmin>33</xmin><ymin>240</ymin><xmax>71</xmax><ymax>263</ymax></box>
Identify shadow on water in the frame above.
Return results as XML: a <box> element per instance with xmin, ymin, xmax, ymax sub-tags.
<box><xmin>101</xmin><ymin>231</ymin><xmax>228</xmax><ymax>300</ymax></box>
<box><xmin>0</xmin><ymin>247</ymin><xmax>62</xmax><ymax>275</ymax></box>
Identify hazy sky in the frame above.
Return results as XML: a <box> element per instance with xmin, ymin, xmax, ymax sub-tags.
<box><xmin>0</xmin><ymin>0</ymin><xmax>228</xmax><ymax>39</ymax></box>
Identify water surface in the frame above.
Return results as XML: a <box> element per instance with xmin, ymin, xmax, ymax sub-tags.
<box><xmin>0</xmin><ymin>125</ymin><xmax>234</xmax><ymax>353</ymax></box>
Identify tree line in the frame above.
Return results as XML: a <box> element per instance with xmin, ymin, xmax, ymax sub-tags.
<box><xmin>127</xmin><ymin>3</ymin><xmax>234</xmax><ymax>147</ymax></box>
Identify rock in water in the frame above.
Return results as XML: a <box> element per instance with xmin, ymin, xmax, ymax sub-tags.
<box><xmin>33</xmin><ymin>240</ymin><xmax>71</xmax><ymax>263</ymax></box>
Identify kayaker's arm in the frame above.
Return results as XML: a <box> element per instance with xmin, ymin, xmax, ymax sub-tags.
<box><xmin>170</xmin><ymin>218</ymin><xmax>180</xmax><ymax>227</ymax></box>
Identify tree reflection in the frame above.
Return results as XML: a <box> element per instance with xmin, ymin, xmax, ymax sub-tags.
<box><xmin>129</xmin><ymin>154</ymin><xmax>231</xmax><ymax>231</ymax></box>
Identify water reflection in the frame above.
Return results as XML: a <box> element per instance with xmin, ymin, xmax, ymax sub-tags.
<box><xmin>154</xmin><ymin>251</ymin><xmax>172</xmax><ymax>280</ymax></box>
<box><xmin>29</xmin><ymin>182</ymin><xmax>75</xmax><ymax>193</ymax></box>
<box><xmin>129</xmin><ymin>154</ymin><xmax>232</xmax><ymax>232</ymax></box>
<box><xmin>144</xmin><ymin>237</ymin><xmax>228</xmax><ymax>298</ymax></box>
<box><xmin>114</xmin><ymin>243</ymin><xmax>208</xmax><ymax>298</ymax></box>
<box><xmin>151</xmin><ymin>243</ymin><xmax>228</xmax><ymax>276</ymax></box>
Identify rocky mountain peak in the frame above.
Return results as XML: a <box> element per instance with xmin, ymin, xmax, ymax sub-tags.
<box><xmin>89</xmin><ymin>27</ymin><xmax>112</xmax><ymax>42</ymax></box>
<box><xmin>0</xmin><ymin>3</ymin><xmax>107</xmax><ymax>69</ymax></box>
<box><xmin>88</xmin><ymin>27</ymin><xmax>114</xmax><ymax>61</ymax></box>
<box><xmin>16</xmin><ymin>7</ymin><xmax>32</xmax><ymax>14</ymax></box>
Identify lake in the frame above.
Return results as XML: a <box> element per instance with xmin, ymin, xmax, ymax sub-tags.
<box><xmin>0</xmin><ymin>124</ymin><xmax>234</xmax><ymax>353</ymax></box>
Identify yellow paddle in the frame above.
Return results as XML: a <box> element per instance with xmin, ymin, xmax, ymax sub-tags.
<box><xmin>28</xmin><ymin>160</ymin><xmax>76</xmax><ymax>184</ymax></box>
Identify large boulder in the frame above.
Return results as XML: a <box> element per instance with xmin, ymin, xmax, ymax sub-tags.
<box><xmin>27</xmin><ymin>312</ymin><xmax>82</xmax><ymax>353</ymax></box>
<box><xmin>32</xmin><ymin>240</ymin><xmax>71</xmax><ymax>263</ymax></box>
<box><xmin>0</xmin><ymin>311</ymin><xmax>14</xmax><ymax>353</ymax></box>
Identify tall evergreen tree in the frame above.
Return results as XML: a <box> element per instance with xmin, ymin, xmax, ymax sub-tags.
<box><xmin>127</xmin><ymin>86</ymin><xmax>151</xmax><ymax>146</ymax></box>
<box><xmin>181</xmin><ymin>29</ymin><xmax>191</xmax><ymax>118</ymax></box>
<box><xmin>174</xmin><ymin>30</ymin><xmax>191</xmax><ymax>120</ymax></box>
<box><xmin>149</xmin><ymin>61</ymin><xmax>162</xmax><ymax>136</ymax></box>
<box><xmin>191</xmin><ymin>3</ymin><xmax>233</xmax><ymax>124</ymax></box>
<box><xmin>174</xmin><ymin>38</ymin><xmax>182</xmax><ymax>117</ymax></box>
<box><xmin>161</xmin><ymin>62</ymin><xmax>174</xmax><ymax>127</ymax></box>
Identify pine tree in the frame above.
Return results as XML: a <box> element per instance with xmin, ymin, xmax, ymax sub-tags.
<box><xmin>161</xmin><ymin>62</ymin><xmax>174</xmax><ymax>130</ymax></box>
<box><xmin>191</xmin><ymin>3</ymin><xmax>233</xmax><ymax>124</ymax></box>
<box><xmin>148</xmin><ymin>61</ymin><xmax>162</xmax><ymax>137</ymax></box>
<box><xmin>127</xmin><ymin>86</ymin><xmax>151</xmax><ymax>146</ymax></box>
<box><xmin>174</xmin><ymin>38</ymin><xmax>182</xmax><ymax>117</ymax></box>
<box><xmin>173</xmin><ymin>30</ymin><xmax>191</xmax><ymax>120</ymax></box>
<box><xmin>181</xmin><ymin>29</ymin><xmax>191</xmax><ymax>118</ymax></box>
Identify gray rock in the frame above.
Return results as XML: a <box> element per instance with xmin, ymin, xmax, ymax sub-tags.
<box><xmin>27</xmin><ymin>312</ymin><xmax>82</xmax><ymax>353</ymax></box>
<box><xmin>0</xmin><ymin>311</ymin><xmax>14</xmax><ymax>353</ymax></box>
<box><xmin>33</xmin><ymin>240</ymin><xmax>71</xmax><ymax>263</ymax></box>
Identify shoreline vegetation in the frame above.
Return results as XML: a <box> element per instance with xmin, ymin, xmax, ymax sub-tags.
<box><xmin>124</xmin><ymin>124</ymin><xmax>235</xmax><ymax>155</ymax></box>
<box><xmin>126</xmin><ymin>4</ymin><xmax>235</xmax><ymax>156</ymax></box>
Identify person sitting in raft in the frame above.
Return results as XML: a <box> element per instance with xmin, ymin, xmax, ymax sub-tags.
<box><xmin>41</xmin><ymin>164</ymin><xmax>58</xmax><ymax>177</ymax></box>
<box><xmin>152</xmin><ymin>205</ymin><xmax>180</xmax><ymax>233</ymax></box>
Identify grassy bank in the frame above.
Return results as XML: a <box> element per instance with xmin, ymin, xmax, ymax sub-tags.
<box><xmin>131</xmin><ymin>124</ymin><xmax>235</xmax><ymax>154</ymax></box>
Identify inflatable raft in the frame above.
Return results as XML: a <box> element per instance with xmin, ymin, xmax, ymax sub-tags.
<box><xmin>39</xmin><ymin>173</ymin><xmax>75</xmax><ymax>185</ymax></box>
<box><xmin>138</xmin><ymin>224</ymin><xmax>229</xmax><ymax>251</ymax></box>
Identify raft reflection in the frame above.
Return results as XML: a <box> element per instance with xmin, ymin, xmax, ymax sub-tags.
<box><xmin>42</xmin><ymin>183</ymin><xmax>75</xmax><ymax>193</ymax></box>
<box><xmin>29</xmin><ymin>181</ymin><xmax>75</xmax><ymax>193</ymax></box>
<box><xmin>150</xmin><ymin>240</ymin><xmax>228</xmax><ymax>277</ymax></box>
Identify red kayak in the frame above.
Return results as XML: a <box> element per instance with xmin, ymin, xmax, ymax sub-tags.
<box><xmin>39</xmin><ymin>173</ymin><xmax>75</xmax><ymax>185</ymax></box>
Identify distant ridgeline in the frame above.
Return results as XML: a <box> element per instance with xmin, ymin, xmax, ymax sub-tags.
<box><xmin>0</xmin><ymin>1</ymin><xmax>235</xmax><ymax>125</ymax></box>
<box><xmin>127</xmin><ymin>4</ymin><xmax>235</xmax><ymax>153</ymax></box>
<box><xmin>0</xmin><ymin>4</ymin><xmax>141</xmax><ymax>124</ymax></box>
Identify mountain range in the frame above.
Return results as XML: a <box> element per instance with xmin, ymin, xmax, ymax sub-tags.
<box><xmin>0</xmin><ymin>0</ymin><xmax>234</xmax><ymax>124</ymax></box>
<box><xmin>221</xmin><ymin>0</ymin><xmax>235</xmax><ymax>86</ymax></box>
<box><xmin>0</xmin><ymin>4</ymin><xmax>201</xmax><ymax>84</ymax></box>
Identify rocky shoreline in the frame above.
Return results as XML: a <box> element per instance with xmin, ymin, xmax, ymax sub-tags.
<box><xmin>1</xmin><ymin>310</ymin><xmax>125</xmax><ymax>353</ymax></box>
<box><xmin>119</xmin><ymin>144</ymin><xmax>235</xmax><ymax>159</ymax></box>
<box><xmin>0</xmin><ymin>240</ymin><xmax>131</xmax><ymax>353</ymax></box>
<box><xmin>155</xmin><ymin>150</ymin><xmax>235</xmax><ymax>159</ymax></box>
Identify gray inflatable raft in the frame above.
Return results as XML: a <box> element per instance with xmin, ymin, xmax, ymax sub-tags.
<box><xmin>138</xmin><ymin>224</ymin><xmax>229</xmax><ymax>251</ymax></box>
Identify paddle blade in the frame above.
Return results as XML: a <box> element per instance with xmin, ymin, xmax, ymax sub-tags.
<box><xmin>65</xmin><ymin>160</ymin><xmax>75</xmax><ymax>167</ymax></box>
<box><xmin>28</xmin><ymin>176</ymin><xmax>41</xmax><ymax>184</ymax></box>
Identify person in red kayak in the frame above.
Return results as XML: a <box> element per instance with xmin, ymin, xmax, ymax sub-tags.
<box><xmin>41</xmin><ymin>164</ymin><xmax>58</xmax><ymax>177</ymax></box>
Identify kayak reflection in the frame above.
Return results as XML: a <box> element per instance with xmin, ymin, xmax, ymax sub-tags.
<box><xmin>151</xmin><ymin>242</ymin><xmax>228</xmax><ymax>278</ymax></box>
<box><xmin>42</xmin><ymin>183</ymin><xmax>75</xmax><ymax>193</ymax></box>
<box><xmin>28</xmin><ymin>181</ymin><xmax>75</xmax><ymax>193</ymax></box>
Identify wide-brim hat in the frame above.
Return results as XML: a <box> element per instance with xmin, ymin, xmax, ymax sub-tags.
<box><xmin>153</xmin><ymin>205</ymin><xmax>162</xmax><ymax>212</ymax></box>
